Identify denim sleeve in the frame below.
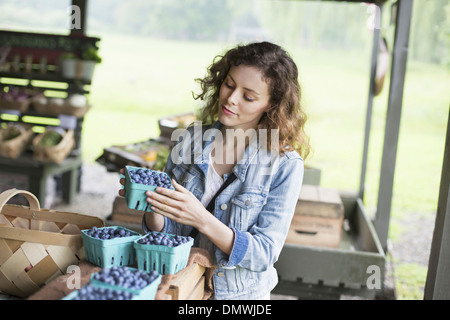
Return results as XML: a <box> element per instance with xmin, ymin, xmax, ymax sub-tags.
<box><xmin>219</xmin><ymin>156</ymin><xmax>304</xmax><ymax>272</ymax></box>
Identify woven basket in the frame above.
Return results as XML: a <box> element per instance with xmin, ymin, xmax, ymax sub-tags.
<box><xmin>32</xmin><ymin>129</ymin><xmax>75</xmax><ymax>164</ymax></box>
<box><xmin>32</xmin><ymin>100</ymin><xmax>91</xmax><ymax>118</ymax></box>
<box><xmin>0</xmin><ymin>125</ymin><xmax>34</xmax><ymax>159</ymax></box>
<box><xmin>0</xmin><ymin>188</ymin><xmax>104</xmax><ymax>298</ymax></box>
<box><xmin>0</xmin><ymin>98</ymin><xmax>31</xmax><ymax>113</ymax></box>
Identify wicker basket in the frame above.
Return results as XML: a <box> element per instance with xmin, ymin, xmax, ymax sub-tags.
<box><xmin>0</xmin><ymin>98</ymin><xmax>31</xmax><ymax>113</ymax></box>
<box><xmin>32</xmin><ymin>100</ymin><xmax>91</xmax><ymax>118</ymax></box>
<box><xmin>0</xmin><ymin>188</ymin><xmax>104</xmax><ymax>298</ymax></box>
<box><xmin>0</xmin><ymin>124</ymin><xmax>34</xmax><ymax>159</ymax></box>
<box><xmin>32</xmin><ymin>129</ymin><xmax>75</xmax><ymax>164</ymax></box>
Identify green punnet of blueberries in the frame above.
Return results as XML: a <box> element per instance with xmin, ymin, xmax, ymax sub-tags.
<box><xmin>129</xmin><ymin>168</ymin><xmax>174</xmax><ymax>190</ymax></box>
<box><xmin>71</xmin><ymin>284</ymin><xmax>135</xmax><ymax>300</ymax></box>
<box><xmin>138</xmin><ymin>231</ymin><xmax>193</xmax><ymax>247</ymax></box>
<box><xmin>92</xmin><ymin>266</ymin><xmax>159</xmax><ymax>290</ymax></box>
<box><xmin>85</xmin><ymin>226</ymin><xmax>133</xmax><ymax>240</ymax></box>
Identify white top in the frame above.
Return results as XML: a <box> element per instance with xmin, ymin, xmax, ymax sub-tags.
<box><xmin>201</xmin><ymin>151</ymin><xmax>225</xmax><ymax>206</ymax></box>
<box><xmin>198</xmin><ymin>151</ymin><xmax>225</xmax><ymax>259</ymax></box>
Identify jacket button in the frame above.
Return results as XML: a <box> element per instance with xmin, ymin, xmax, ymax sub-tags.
<box><xmin>217</xmin><ymin>272</ymin><xmax>225</xmax><ymax>277</ymax></box>
<box><xmin>220</xmin><ymin>203</ymin><xmax>228</xmax><ymax>210</ymax></box>
<box><xmin>245</xmin><ymin>199</ymin><xmax>251</xmax><ymax>206</ymax></box>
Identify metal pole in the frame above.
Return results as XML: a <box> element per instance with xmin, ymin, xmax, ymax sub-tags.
<box><xmin>373</xmin><ymin>0</ymin><xmax>413</xmax><ymax>250</ymax></box>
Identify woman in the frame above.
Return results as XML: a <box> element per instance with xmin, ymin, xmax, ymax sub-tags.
<box><xmin>119</xmin><ymin>41</ymin><xmax>310</xmax><ymax>299</ymax></box>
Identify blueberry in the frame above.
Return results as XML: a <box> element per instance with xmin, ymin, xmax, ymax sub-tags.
<box><xmin>86</xmin><ymin>227</ymin><xmax>135</xmax><ymax>240</ymax></box>
<box><xmin>129</xmin><ymin>168</ymin><xmax>173</xmax><ymax>189</ymax></box>
<box><xmin>91</xmin><ymin>266</ymin><xmax>159</xmax><ymax>296</ymax></box>
<box><xmin>138</xmin><ymin>232</ymin><xmax>191</xmax><ymax>247</ymax></box>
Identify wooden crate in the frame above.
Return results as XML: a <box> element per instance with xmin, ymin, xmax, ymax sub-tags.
<box><xmin>286</xmin><ymin>185</ymin><xmax>344</xmax><ymax>248</ymax></box>
<box><xmin>274</xmin><ymin>193</ymin><xmax>386</xmax><ymax>299</ymax></box>
<box><xmin>286</xmin><ymin>214</ymin><xmax>344</xmax><ymax>248</ymax></box>
<box><xmin>166</xmin><ymin>263</ymin><xmax>206</xmax><ymax>300</ymax></box>
<box><xmin>295</xmin><ymin>185</ymin><xmax>344</xmax><ymax>218</ymax></box>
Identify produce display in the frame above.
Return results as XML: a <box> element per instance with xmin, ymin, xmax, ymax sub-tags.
<box><xmin>83</xmin><ymin>226</ymin><xmax>134</xmax><ymax>240</ymax></box>
<box><xmin>172</xmin><ymin>113</ymin><xmax>197</xmax><ymax>129</ymax></box>
<box><xmin>159</xmin><ymin>113</ymin><xmax>197</xmax><ymax>130</ymax></box>
<box><xmin>137</xmin><ymin>231</ymin><xmax>193</xmax><ymax>247</ymax></box>
<box><xmin>92</xmin><ymin>266</ymin><xmax>159</xmax><ymax>290</ymax></box>
<box><xmin>121</xmin><ymin>140</ymin><xmax>170</xmax><ymax>171</ymax></box>
<box><xmin>96</xmin><ymin>139</ymin><xmax>171</xmax><ymax>172</ymax></box>
<box><xmin>68</xmin><ymin>284</ymin><xmax>135</xmax><ymax>300</ymax></box>
<box><xmin>128</xmin><ymin>167</ymin><xmax>174</xmax><ymax>190</ymax></box>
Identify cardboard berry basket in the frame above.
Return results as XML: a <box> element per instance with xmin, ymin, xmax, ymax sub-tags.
<box><xmin>0</xmin><ymin>188</ymin><xmax>104</xmax><ymax>298</ymax></box>
<box><xmin>88</xmin><ymin>266</ymin><xmax>162</xmax><ymax>300</ymax></box>
<box><xmin>81</xmin><ymin>226</ymin><xmax>141</xmax><ymax>268</ymax></box>
<box><xmin>134</xmin><ymin>232</ymin><xmax>194</xmax><ymax>275</ymax></box>
<box><xmin>122</xmin><ymin>165</ymin><xmax>174</xmax><ymax>212</ymax></box>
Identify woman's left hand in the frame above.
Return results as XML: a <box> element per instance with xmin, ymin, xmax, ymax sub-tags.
<box><xmin>145</xmin><ymin>179</ymin><xmax>208</xmax><ymax>230</ymax></box>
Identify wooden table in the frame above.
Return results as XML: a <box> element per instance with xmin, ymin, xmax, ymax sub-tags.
<box><xmin>0</xmin><ymin>152</ymin><xmax>82</xmax><ymax>205</ymax></box>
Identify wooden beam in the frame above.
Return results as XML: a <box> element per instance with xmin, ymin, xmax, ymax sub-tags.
<box><xmin>424</xmin><ymin>108</ymin><xmax>450</xmax><ymax>300</ymax></box>
<box><xmin>359</xmin><ymin>2</ymin><xmax>383</xmax><ymax>200</ymax></box>
<box><xmin>373</xmin><ymin>0</ymin><xmax>413</xmax><ymax>250</ymax></box>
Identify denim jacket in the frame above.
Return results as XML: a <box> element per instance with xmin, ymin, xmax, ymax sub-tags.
<box><xmin>142</xmin><ymin>121</ymin><xmax>304</xmax><ymax>299</ymax></box>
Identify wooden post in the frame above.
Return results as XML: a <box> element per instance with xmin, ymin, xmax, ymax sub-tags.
<box><xmin>373</xmin><ymin>0</ymin><xmax>413</xmax><ymax>250</ymax></box>
<box><xmin>424</xmin><ymin>108</ymin><xmax>450</xmax><ymax>300</ymax></box>
<box><xmin>359</xmin><ymin>2</ymin><xmax>383</xmax><ymax>200</ymax></box>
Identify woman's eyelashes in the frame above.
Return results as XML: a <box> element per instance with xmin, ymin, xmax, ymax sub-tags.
<box><xmin>224</xmin><ymin>81</ymin><xmax>255</xmax><ymax>102</ymax></box>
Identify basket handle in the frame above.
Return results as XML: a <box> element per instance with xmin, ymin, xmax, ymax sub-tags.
<box><xmin>0</xmin><ymin>188</ymin><xmax>40</xmax><ymax>212</ymax></box>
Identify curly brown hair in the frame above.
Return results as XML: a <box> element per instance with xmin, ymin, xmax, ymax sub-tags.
<box><xmin>193</xmin><ymin>41</ymin><xmax>310</xmax><ymax>160</ymax></box>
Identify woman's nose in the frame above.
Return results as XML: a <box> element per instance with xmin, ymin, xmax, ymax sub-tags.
<box><xmin>227</xmin><ymin>88</ymin><xmax>238</xmax><ymax>105</ymax></box>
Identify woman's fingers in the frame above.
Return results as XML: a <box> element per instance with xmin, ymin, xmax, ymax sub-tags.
<box><xmin>171</xmin><ymin>179</ymin><xmax>185</xmax><ymax>191</ymax></box>
<box><xmin>149</xmin><ymin>203</ymin><xmax>178</xmax><ymax>221</ymax></box>
<box><xmin>153</xmin><ymin>182</ymin><xmax>187</xmax><ymax>200</ymax></box>
<box><xmin>146</xmin><ymin>189</ymin><xmax>181</xmax><ymax>206</ymax></box>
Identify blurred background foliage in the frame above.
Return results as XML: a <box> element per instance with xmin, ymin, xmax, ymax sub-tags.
<box><xmin>0</xmin><ymin>0</ymin><xmax>449</xmax><ymax>300</ymax></box>
<box><xmin>0</xmin><ymin>0</ymin><xmax>449</xmax><ymax>65</ymax></box>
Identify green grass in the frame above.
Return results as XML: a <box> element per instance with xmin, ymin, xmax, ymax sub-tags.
<box><xmin>394</xmin><ymin>263</ymin><xmax>428</xmax><ymax>300</ymax></box>
<box><xmin>82</xmin><ymin>33</ymin><xmax>449</xmax><ymax>299</ymax></box>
